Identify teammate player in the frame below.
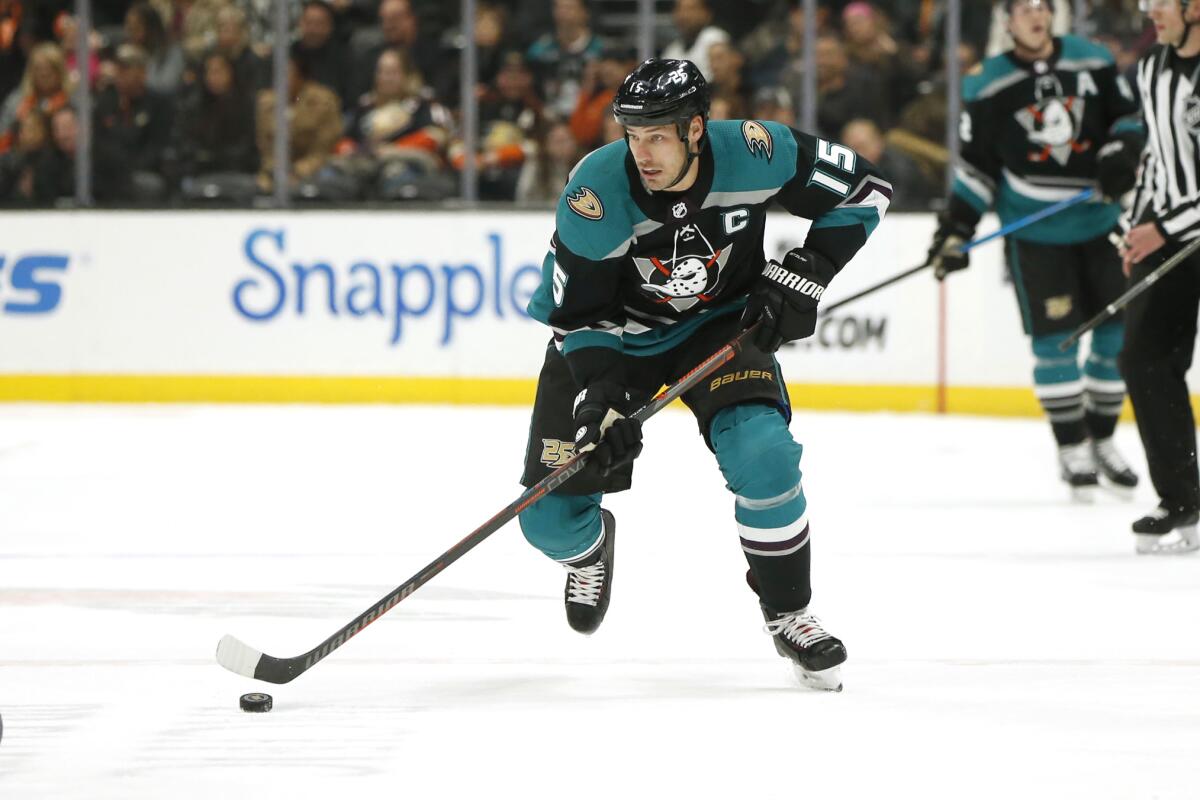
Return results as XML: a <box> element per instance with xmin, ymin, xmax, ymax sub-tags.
<box><xmin>1115</xmin><ymin>0</ymin><xmax>1200</xmax><ymax>554</ymax></box>
<box><xmin>515</xmin><ymin>58</ymin><xmax>891</xmax><ymax>690</ymax></box>
<box><xmin>927</xmin><ymin>0</ymin><xmax>1144</xmax><ymax>499</ymax></box>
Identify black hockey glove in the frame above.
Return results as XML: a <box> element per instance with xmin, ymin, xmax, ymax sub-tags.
<box><xmin>741</xmin><ymin>248</ymin><xmax>834</xmax><ymax>353</ymax></box>
<box><xmin>927</xmin><ymin>214</ymin><xmax>974</xmax><ymax>281</ymax></box>
<box><xmin>1096</xmin><ymin>135</ymin><xmax>1140</xmax><ymax>202</ymax></box>
<box><xmin>573</xmin><ymin>381</ymin><xmax>643</xmax><ymax>476</ymax></box>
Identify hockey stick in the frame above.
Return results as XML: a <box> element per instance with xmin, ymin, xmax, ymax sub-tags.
<box><xmin>216</xmin><ymin>324</ymin><xmax>759</xmax><ymax>684</ymax></box>
<box><xmin>820</xmin><ymin>188</ymin><xmax>1096</xmax><ymax>316</ymax></box>
<box><xmin>1058</xmin><ymin>234</ymin><xmax>1200</xmax><ymax>351</ymax></box>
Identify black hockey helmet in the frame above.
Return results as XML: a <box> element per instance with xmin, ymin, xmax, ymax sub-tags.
<box><xmin>612</xmin><ymin>58</ymin><xmax>710</xmax><ymax>140</ymax></box>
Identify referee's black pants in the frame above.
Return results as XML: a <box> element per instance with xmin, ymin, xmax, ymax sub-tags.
<box><xmin>1120</xmin><ymin>243</ymin><xmax>1200</xmax><ymax>513</ymax></box>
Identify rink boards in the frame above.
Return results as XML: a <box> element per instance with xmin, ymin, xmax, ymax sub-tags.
<box><xmin>0</xmin><ymin>209</ymin><xmax>1178</xmax><ymax>415</ymax></box>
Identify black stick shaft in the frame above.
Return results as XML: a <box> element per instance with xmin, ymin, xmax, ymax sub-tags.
<box><xmin>229</xmin><ymin>326</ymin><xmax>756</xmax><ymax>683</ymax></box>
<box><xmin>820</xmin><ymin>262</ymin><xmax>930</xmax><ymax>315</ymax></box>
<box><xmin>1059</xmin><ymin>235</ymin><xmax>1200</xmax><ymax>351</ymax></box>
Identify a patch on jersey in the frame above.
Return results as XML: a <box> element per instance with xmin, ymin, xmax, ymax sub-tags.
<box><xmin>741</xmin><ymin>120</ymin><xmax>773</xmax><ymax>161</ymax></box>
<box><xmin>1184</xmin><ymin>96</ymin><xmax>1200</xmax><ymax>137</ymax></box>
<box><xmin>632</xmin><ymin>223</ymin><xmax>734</xmax><ymax>313</ymax></box>
<box><xmin>1014</xmin><ymin>75</ymin><xmax>1090</xmax><ymax>166</ymax></box>
<box><xmin>1045</xmin><ymin>295</ymin><xmax>1073</xmax><ymax>320</ymax></box>
<box><xmin>672</xmin><ymin>201</ymin><xmax>688</xmax><ymax>218</ymax></box>
<box><xmin>566</xmin><ymin>186</ymin><xmax>604</xmax><ymax>220</ymax></box>
<box><xmin>539</xmin><ymin>439</ymin><xmax>576</xmax><ymax>468</ymax></box>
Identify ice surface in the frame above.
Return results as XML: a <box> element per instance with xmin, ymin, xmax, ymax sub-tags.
<box><xmin>1</xmin><ymin>404</ymin><xmax>1197</xmax><ymax>799</ymax></box>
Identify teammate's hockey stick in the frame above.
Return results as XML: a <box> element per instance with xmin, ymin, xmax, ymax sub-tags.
<box><xmin>821</xmin><ymin>188</ymin><xmax>1096</xmax><ymax>316</ymax></box>
<box><xmin>216</xmin><ymin>324</ymin><xmax>759</xmax><ymax>684</ymax></box>
<box><xmin>1059</xmin><ymin>233</ymin><xmax>1200</xmax><ymax>351</ymax></box>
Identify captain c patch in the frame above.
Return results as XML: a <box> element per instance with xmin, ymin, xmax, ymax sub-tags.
<box><xmin>742</xmin><ymin>120</ymin><xmax>773</xmax><ymax>161</ymax></box>
<box><xmin>566</xmin><ymin>186</ymin><xmax>604</xmax><ymax>220</ymax></box>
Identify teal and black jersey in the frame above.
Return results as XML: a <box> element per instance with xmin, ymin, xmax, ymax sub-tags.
<box><xmin>527</xmin><ymin>119</ymin><xmax>892</xmax><ymax>388</ymax></box>
<box><xmin>949</xmin><ymin>35</ymin><xmax>1143</xmax><ymax>245</ymax></box>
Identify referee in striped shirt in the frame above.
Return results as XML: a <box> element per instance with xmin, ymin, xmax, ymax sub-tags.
<box><xmin>1117</xmin><ymin>0</ymin><xmax>1200</xmax><ymax>553</ymax></box>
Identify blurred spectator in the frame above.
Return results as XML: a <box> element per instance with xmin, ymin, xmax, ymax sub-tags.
<box><xmin>124</xmin><ymin>2</ymin><xmax>185</xmax><ymax>95</ymax></box>
<box><xmin>569</xmin><ymin>46</ymin><xmax>635</xmax><ymax>151</ymax></box>
<box><xmin>30</xmin><ymin>105</ymin><xmax>126</xmax><ymax>203</ymax></box>
<box><xmin>842</xmin><ymin>1</ymin><xmax>920</xmax><ymax>119</ymax></box>
<box><xmin>151</xmin><ymin>0</ymin><xmax>228</xmax><ymax>65</ymax></box>
<box><xmin>473</xmin><ymin>2</ymin><xmax>510</xmax><ymax>88</ymax></box>
<box><xmin>454</xmin><ymin>50</ymin><xmax>541</xmax><ymax>200</ymax></box>
<box><xmin>600</xmin><ymin>112</ymin><xmax>624</xmax><ymax>144</ymax></box>
<box><xmin>0</xmin><ymin>109</ymin><xmax>48</xmax><ymax>205</ymax></box>
<box><xmin>661</xmin><ymin>0</ymin><xmax>729</xmax><ymax>80</ymax></box>
<box><xmin>709</xmin><ymin>94</ymin><xmax>736</xmax><ymax>121</ymax></box>
<box><xmin>890</xmin><ymin>42</ymin><xmax>980</xmax><ymax>189</ymax></box>
<box><xmin>168</xmin><ymin>51</ymin><xmax>258</xmax><ymax>203</ymax></box>
<box><xmin>214</xmin><ymin>5</ymin><xmax>267</xmax><ymax>91</ymax></box>
<box><xmin>353</xmin><ymin>0</ymin><xmax>447</xmax><ymax>105</ymax></box>
<box><xmin>94</xmin><ymin>43</ymin><xmax>174</xmax><ymax>202</ymax></box>
<box><xmin>708</xmin><ymin>40</ymin><xmax>748</xmax><ymax>118</ymax></box>
<box><xmin>839</xmin><ymin>117</ymin><xmax>933</xmax><ymax>210</ymax></box>
<box><xmin>516</xmin><ymin>117</ymin><xmax>580</xmax><ymax>202</ymax></box>
<box><xmin>342</xmin><ymin>47</ymin><xmax>452</xmax><ymax>200</ymax></box>
<box><xmin>326</xmin><ymin>0</ymin><xmax>380</xmax><ymax>33</ymax></box>
<box><xmin>0</xmin><ymin>42</ymin><xmax>71</xmax><ymax>155</ymax></box>
<box><xmin>256</xmin><ymin>52</ymin><xmax>344</xmax><ymax>195</ymax></box>
<box><xmin>808</xmin><ymin>34</ymin><xmax>887</xmax><ymax>139</ymax></box>
<box><xmin>750</xmin><ymin>85</ymin><xmax>794</xmax><ymax>126</ymax></box>
<box><xmin>0</xmin><ymin>0</ymin><xmax>26</xmax><ymax>105</ymax></box>
<box><xmin>742</xmin><ymin>0</ymin><xmax>831</xmax><ymax>87</ymax></box>
<box><xmin>526</xmin><ymin>0</ymin><xmax>604</xmax><ymax>120</ymax></box>
<box><xmin>291</xmin><ymin>0</ymin><xmax>351</xmax><ymax>108</ymax></box>
<box><xmin>54</xmin><ymin>13</ymin><xmax>102</xmax><ymax>90</ymax></box>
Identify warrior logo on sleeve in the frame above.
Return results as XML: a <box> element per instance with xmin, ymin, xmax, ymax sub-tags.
<box><xmin>566</xmin><ymin>186</ymin><xmax>605</xmax><ymax>220</ymax></box>
<box><xmin>633</xmin><ymin>224</ymin><xmax>733</xmax><ymax>312</ymax></box>
<box><xmin>741</xmin><ymin>120</ymin><xmax>773</xmax><ymax>161</ymax></box>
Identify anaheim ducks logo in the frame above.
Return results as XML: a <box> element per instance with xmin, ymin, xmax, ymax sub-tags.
<box><xmin>742</xmin><ymin>120</ymin><xmax>773</xmax><ymax>161</ymax></box>
<box><xmin>566</xmin><ymin>186</ymin><xmax>604</xmax><ymax>220</ymax></box>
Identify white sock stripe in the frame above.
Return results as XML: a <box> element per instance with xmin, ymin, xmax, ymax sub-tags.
<box><xmin>1035</xmin><ymin>380</ymin><xmax>1085</xmax><ymax>399</ymax></box>
<box><xmin>1083</xmin><ymin>376</ymin><xmax>1127</xmax><ymax>393</ymax></box>
<box><xmin>558</xmin><ymin>528</ymin><xmax>604</xmax><ymax>565</ymax></box>
<box><xmin>735</xmin><ymin>482</ymin><xmax>803</xmax><ymax>511</ymax></box>
<box><xmin>737</xmin><ymin>512</ymin><xmax>809</xmax><ymax>545</ymax></box>
<box><xmin>741</xmin><ymin>525</ymin><xmax>811</xmax><ymax>557</ymax></box>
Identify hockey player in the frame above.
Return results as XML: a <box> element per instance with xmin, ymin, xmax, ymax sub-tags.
<box><xmin>516</xmin><ymin>58</ymin><xmax>892</xmax><ymax>690</ymax></box>
<box><xmin>1114</xmin><ymin>0</ymin><xmax>1200</xmax><ymax>554</ymax></box>
<box><xmin>927</xmin><ymin>0</ymin><xmax>1144</xmax><ymax>499</ymax></box>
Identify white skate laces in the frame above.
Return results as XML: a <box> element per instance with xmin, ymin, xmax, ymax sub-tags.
<box><xmin>763</xmin><ymin>608</ymin><xmax>834</xmax><ymax>649</ymax></box>
<box><xmin>1093</xmin><ymin>438</ymin><xmax>1131</xmax><ymax>473</ymax></box>
<box><xmin>1058</xmin><ymin>441</ymin><xmax>1096</xmax><ymax>473</ymax></box>
<box><xmin>564</xmin><ymin>560</ymin><xmax>606</xmax><ymax>606</ymax></box>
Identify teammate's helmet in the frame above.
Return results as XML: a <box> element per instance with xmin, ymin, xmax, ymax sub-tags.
<box><xmin>1005</xmin><ymin>0</ymin><xmax>1054</xmax><ymax>11</ymax></box>
<box><xmin>612</xmin><ymin>58</ymin><xmax>710</xmax><ymax>141</ymax></box>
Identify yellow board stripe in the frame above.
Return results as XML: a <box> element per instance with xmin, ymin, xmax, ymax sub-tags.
<box><xmin>0</xmin><ymin>374</ymin><xmax>1192</xmax><ymax>420</ymax></box>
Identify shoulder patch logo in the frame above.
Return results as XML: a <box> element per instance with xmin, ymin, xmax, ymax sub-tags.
<box><xmin>742</xmin><ymin>120</ymin><xmax>773</xmax><ymax>161</ymax></box>
<box><xmin>566</xmin><ymin>186</ymin><xmax>604</xmax><ymax>220</ymax></box>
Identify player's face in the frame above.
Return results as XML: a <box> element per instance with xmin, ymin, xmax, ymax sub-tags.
<box><xmin>1008</xmin><ymin>0</ymin><xmax>1053</xmax><ymax>52</ymax></box>
<box><xmin>625</xmin><ymin>123</ymin><xmax>690</xmax><ymax>191</ymax></box>
<box><xmin>1144</xmin><ymin>0</ymin><xmax>1186</xmax><ymax>44</ymax></box>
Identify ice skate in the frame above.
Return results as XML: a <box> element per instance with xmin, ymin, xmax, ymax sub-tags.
<box><xmin>758</xmin><ymin>602</ymin><xmax>847</xmax><ymax>692</ymax></box>
<box><xmin>1092</xmin><ymin>438</ymin><xmax>1139</xmax><ymax>494</ymax></box>
<box><xmin>1058</xmin><ymin>441</ymin><xmax>1099</xmax><ymax>502</ymax></box>
<box><xmin>1133</xmin><ymin>505</ymin><xmax>1200</xmax><ymax>555</ymax></box>
<box><xmin>563</xmin><ymin>509</ymin><xmax>616</xmax><ymax>634</ymax></box>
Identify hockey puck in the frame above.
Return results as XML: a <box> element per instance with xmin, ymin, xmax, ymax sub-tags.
<box><xmin>239</xmin><ymin>693</ymin><xmax>273</xmax><ymax>713</ymax></box>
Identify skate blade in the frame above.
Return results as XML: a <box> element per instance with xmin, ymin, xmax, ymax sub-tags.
<box><xmin>1136</xmin><ymin>528</ymin><xmax>1200</xmax><ymax>555</ymax></box>
<box><xmin>1099</xmin><ymin>479</ymin><xmax>1137</xmax><ymax>500</ymax></box>
<box><xmin>1069</xmin><ymin>484</ymin><xmax>1099</xmax><ymax>504</ymax></box>
<box><xmin>791</xmin><ymin>663</ymin><xmax>843</xmax><ymax>692</ymax></box>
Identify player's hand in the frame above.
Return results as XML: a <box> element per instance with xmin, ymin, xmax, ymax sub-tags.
<box><xmin>1096</xmin><ymin>136</ymin><xmax>1140</xmax><ymax>202</ymax></box>
<box><xmin>1122</xmin><ymin>222</ymin><xmax>1167</xmax><ymax>274</ymax></box>
<box><xmin>927</xmin><ymin>215</ymin><xmax>973</xmax><ymax>280</ymax></box>
<box><xmin>572</xmin><ymin>382</ymin><xmax>643</xmax><ymax>476</ymax></box>
<box><xmin>741</xmin><ymin>248</ymin><xmax>834</xmax><ymax>353</ymax></box>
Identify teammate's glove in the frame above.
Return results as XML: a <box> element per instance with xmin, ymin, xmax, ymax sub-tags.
<box><xmin>741</xmin><ymin>248</ymin><xmax>834</xmax><ymax>353</ymax></box>
<box><xmin>1096</xmin><ymin>136</ymin><xmax>1140</xmax><ymax>202</ymax></box>
<box><xmin>573</xmin><ymin>382</ymin><xmax>643</xmax><ymax>476</ymax></box>
<box><xmin>927</xmin><ymin>215</ymin><xmax>974</xmax><ymax>280</ymax></box>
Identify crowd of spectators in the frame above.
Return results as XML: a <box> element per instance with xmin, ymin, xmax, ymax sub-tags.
<box><xmin>0</xmin><ymin>0</ymin><xmax>1154</xmax><ymax>209</ymax></box>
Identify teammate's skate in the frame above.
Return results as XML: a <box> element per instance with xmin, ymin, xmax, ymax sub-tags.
<box><xmin>563</xmin><ymin>509</ymin><xmax>616</xmax><ymax>634</ymax></box>
<box><xmin>1058</xmin><ymin>441</ymin><xmax>1099</xmax><ymax>501</ymax></box>
<box><xmin>1133</xmin><ymin>504</ymin><xmax>1200</xmax><ymax>555</ymax></box>
<box><xmin>1091</xmin><ymin>438</ymin><xmax>1139</xmax><ymax>492</ymax></box>
<box><xmin>748</xmin><ymin>572</ymin><xmax>845</xmax><ymax>691</ymax></box>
